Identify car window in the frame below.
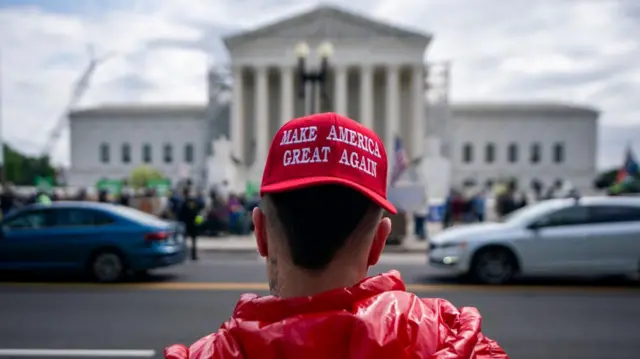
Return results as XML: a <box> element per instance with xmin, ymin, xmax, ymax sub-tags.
<box><xmin>54</xmin><ymin>208</ymin><xmax>115</xmax><ymax>227</ymax></box>
<box><xmin>111</xmin><ymin>205</ymin><xmax>168</xmax><ymax>227</ymax></box>
<box><xmin>588</xmin><ymin>205</ymin><xmax>640</xmax><ymax>224</ymax></box>
<box><xmin>2</xmin><ymin>210</ymin><xmax>55</xmax><ymax>229</ymax></box>
<box><xmin>537</xmin><ymin>206</ymin><xmax>589</xmax><ymax>227</ymax></box>
<box><xmin>503</xmin><ymin>199</ymin><xmax>570</xmax><ymax>226</ymax></box>
<box><xmin>92</xmin><ymin>211</ymin><xmax>115</xmax><ymax>225</ymax></box>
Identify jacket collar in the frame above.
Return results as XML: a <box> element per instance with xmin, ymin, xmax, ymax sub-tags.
<box><xmin>232</xmin><ymin>270</ymin><xmax>406</xmax><ymax>323</ymax></box>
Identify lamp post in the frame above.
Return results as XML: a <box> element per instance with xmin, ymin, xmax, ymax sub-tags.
<box><xmin>295</xmin><ymin>41</ymin><xmax>333</xmax><ymax>114</ymax></box>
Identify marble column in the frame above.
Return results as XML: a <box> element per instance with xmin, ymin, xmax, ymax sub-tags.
<box><xmin>231</xmin><ymin>66</ymin><xmax>245</xmax><ymax>163</ymax></box>
<box><xmin>334</xmin><ymin>66</ymin><xmax>348</xmax><ymax>116</ymax></box>
<box><xmin>411</xmin><ymin>65</ymin><xmax>425</xmax><ymax>158</ymax></box>
<box><xmin>359</xmin><ymin>65</ymin><xmax>374</xmax><ymax>129</ymax></box>
<box><xmin>280</xmin><ymin>66</ymin><xmax>294</xmax><ymax>125</ymax></box>
<box><xmin>385</xmin><ymin>65</ymin><xmax>400</xmax><ymax>160</ymax></box>
<box><xmin>254</xmin><ymin>66</ymin><xmax>269</xmax><ymax>164</ymax></box>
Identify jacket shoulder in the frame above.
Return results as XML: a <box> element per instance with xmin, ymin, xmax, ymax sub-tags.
<box><xmin>420</xmin><ymin>297</ymin><xmax>509</xmax><ymax>358</ymax></box>
<box><xmin>165</xmin><ymin>330</ymin><xmax>242</xmax><ymax>359</ymax></box>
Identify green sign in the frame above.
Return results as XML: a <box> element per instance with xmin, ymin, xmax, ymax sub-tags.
<box><xmin>35</xmin><ymin>176</ymin><xmax>54</xmax><ymax>191</ymax></box>
<box><xmin>147</xmin><ymin>178</ymin><xmax>171</xmax><ymax>196</ymax></box>
<box><xmin>96</xmin><ymin>179</ymin><xmax>122</xmax><ymax>195</ymax></box>
<box><xmin>245</xmin><ymin>181</ymin><xmax>259</xmax><ymax>198</ymax></box>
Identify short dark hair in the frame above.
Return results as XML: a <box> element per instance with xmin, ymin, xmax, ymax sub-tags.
<box><xmin>261</xmin><ymin>185</ymin><xmax>382</xmax><ymax>271</ymax></box>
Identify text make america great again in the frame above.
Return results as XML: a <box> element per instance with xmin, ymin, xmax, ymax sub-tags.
<box><xmin>279</xmin><ymin>125</ymin><xmax>382</xmax><ymax>178</ymax></box>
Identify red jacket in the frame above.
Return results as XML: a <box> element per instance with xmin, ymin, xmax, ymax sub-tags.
<box><xmin>165</xmin><ymin>271</ymin><xmax>508</xmax><ymax>359</ymax></box>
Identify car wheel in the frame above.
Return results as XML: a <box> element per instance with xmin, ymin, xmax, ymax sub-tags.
<box><xmin>470</xmin><ymin>248</ymin><xmax>517</xmax><ymax>285</ymax></box>
<box><xmin>90</xmin><ymin>251</ymin><xmax>126</xmax><ymax>283</ymax></box>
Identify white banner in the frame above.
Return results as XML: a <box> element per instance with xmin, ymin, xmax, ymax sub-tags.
<box><xmin>388</xmin><ymin>185</ymin><xmax>427</xmax><ymax>213</ymax></box>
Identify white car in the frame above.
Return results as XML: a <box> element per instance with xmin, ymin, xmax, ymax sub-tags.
<box><xmin>428</xmin><ymin>196</ymin><xmax>640</xmax><ymax>284</ymax></box>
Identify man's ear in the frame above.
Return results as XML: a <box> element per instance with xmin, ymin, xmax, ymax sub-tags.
<box><xmin>252</xmin><ymin>207</ymin><xmax>269</xmax><ymax>257</ymax></box>
<box><xmin>367</xmin><ymin>217</ymin><xmax>392</xmax><ymax>266</ymax></box>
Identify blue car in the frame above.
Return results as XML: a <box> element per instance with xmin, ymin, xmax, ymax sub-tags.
<box><xmin>0</xmin><ymin>201</ymin><xmax>187</xmax><ymax>282</ymax></box>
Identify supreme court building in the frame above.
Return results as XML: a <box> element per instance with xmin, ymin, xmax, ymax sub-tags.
<box><xmin>68</xmin><ymin>5</ymin><xmax>599</xmax><ymax>197</ymax></box>
<box><xmin>226</xmin><ymin>5</ymin><xmax>429</xmax><ymax>168</ymax></box>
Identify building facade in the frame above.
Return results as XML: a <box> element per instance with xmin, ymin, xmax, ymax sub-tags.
<box><xmin>68</xmin><ymin>105</ymin><xmax>210</xmax><ymax>186</ymax></box>
<box><xmin>67</xmin><ymin>5</ymin><xmax>599</xmax><ymax>195</ymax></box>
<box><xmin>448</xmin><ymin>103</ymin><xmax>599</xmax><ymax>193</ymax></box>
<box><xmin>224</xmin><ymin>6</ymin><xmax>430</xmax><ymax>170</ymax></box>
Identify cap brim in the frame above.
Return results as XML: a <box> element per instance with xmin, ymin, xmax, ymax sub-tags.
<box><xmin>260</xmin><ymin>176</ymin><xmax>398</xmax><ymax>215</ymax></box>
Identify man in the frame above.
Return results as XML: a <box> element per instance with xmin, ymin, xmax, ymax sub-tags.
<box><xmin>472</xmin><ymin>189</ymin><xmax>487</xmax><ymax>222</ymax></box>
<box><xmin>98</xmin><ymin>189</ymin><xmax>110</xmax><ymax>203</ymax></box>
<box><xmin>35</xmin><ymin>190</ymin><xmax>52</xmax><ymax>205</ymax></box>
<box><xmin>178</xmin><ymin>188</ymin><xmax>202</xmax><ymax>260</ymax></box>
<box><xmin>119</xmin><ymin>180</ymin><xmax>132</xmax><ymax>207</ymax></box>
<box><xmin>413</xmin><ymin>205</ymin><xmax>428</xmax><ymax>240</ymax></box>
<box><xmin>165</xmin><ymin>113</ymin><xmax>508</xmax><ymax>359</ymax></box>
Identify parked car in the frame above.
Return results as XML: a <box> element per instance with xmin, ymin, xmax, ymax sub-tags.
<box><xmin>428</xmin><ymin>196</ymin><xmax>640</xmax><ymax>284</ymax></box>
<box><xmin>0</xmin><ymin>201</ymin><xmax>187</xmax><ymax>282</ymax></box>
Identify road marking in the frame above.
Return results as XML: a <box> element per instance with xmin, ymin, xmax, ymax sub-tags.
<box><xmin>196</xmin><ymin>253</ymin><xmax>428</xmax><ymax>266</ymax></box>
<box><xmin>0</xmin><ymin>349</ymin><xmax>155</xmax><ymax>357</ymax></box>
<box><xmin>0</xmin><ymin>281</ymin><xmax>638</xmax><ymax>293</ymax></box>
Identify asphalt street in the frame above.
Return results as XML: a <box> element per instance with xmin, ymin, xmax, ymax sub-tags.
<box><xmin>1</xmin><ymin>252</ymin><xmax>639</xmax><ymax>359</ymax></box>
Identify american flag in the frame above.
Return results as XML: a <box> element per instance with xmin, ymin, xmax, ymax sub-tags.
<box><xmin>390</xmin><ymin>136</ymin><xmax>409</xmax><ymax>186</ymax></box>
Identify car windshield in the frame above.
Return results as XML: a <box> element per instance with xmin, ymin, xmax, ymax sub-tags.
<box><xmin>111</xmin><ymin>205</ymin><xmax>169</xmax><ymax>227</ymax></box>
<box><xmin>502</xmin><ymin>199</ymin><xmax>569</xmax><ymax>226</ymax></box>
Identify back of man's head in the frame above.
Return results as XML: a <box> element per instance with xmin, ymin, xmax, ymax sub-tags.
<box><xmin>261</xmin><ymin>184</ymin><xmax>382</xmax><ymax>271</ymax></box>
<box><xmin>254</xmin><ymin>113</ymin><xmax>396</xmax><ymax>296</ymax></box>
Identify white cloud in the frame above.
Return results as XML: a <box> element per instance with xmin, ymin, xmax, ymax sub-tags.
<box><xmin>0</xmin><ymin>0</ymin><xmax>638</xmax><ymax>169</ymax></box>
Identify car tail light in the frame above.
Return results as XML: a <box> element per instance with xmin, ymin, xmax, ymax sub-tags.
<box><xmin>145</xmin><ymin>232</ymin><xmax>170</xmax><ymax>241</ymax></box>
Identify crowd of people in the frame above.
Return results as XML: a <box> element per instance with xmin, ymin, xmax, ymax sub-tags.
<box><xmin>441</xmin><ymin>187</ymin><xmax>527</xmax><ymax>228</ymax></box>
<box><xmin>437</xmin><ymin>178</ymin><xmax>580</xmax><ymax>230</ymax></box>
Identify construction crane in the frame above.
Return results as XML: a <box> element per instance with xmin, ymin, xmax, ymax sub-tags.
<box><xmin>42</xmin><ymin>45</ymin><xmax>115</xmax><ymax>158</ymax></box>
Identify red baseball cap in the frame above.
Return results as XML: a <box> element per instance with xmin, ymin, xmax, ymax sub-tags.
<box><xmin>260</xmin><ymin>112</ymin><xmax>397</xmax><ymax>214</ymax></box>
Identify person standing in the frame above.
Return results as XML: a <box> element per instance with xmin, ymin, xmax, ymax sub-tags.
<box><xmin>36</xmin><ymin>190</ymin><xmax>52</xmax><ymax>205</ymax></box>
<box><xmin>413</xmin><ymin>206</ymin><xmax>427</xmax><ymax>240</ymax></box>
<box><xmin>164</xmin><ymin>112</ymin><xmax>507</xmax><ymax>359</ymax></box>
<box><xmin>98</xmin><ymin>189</ymin><xmax>110</xmax><ymax>203</ymax></box>
<box><xmin>119</xmin><ymin>180</ymin><xmax>132</xmax><ymax>206</ymax></box>
<box><xmin>179</xmin><ymin>188</ymin><xmax>201</xmax><ymax>260</ymax></box>
<box><xmin>472</xmin><ymin>189</ymin><xmax>487</xmax><ymax>222</ymax></box>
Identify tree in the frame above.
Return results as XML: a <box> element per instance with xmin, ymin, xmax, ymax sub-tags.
<box><xmin>592</xmin><ymin>168</ymin><xmax>640</xmax><ymax>189</ymax></box>
<box><xmin>593</xmin><ymin>168</ymin><xmax>618</xmax><ymax>189</ymax></box>
<box><xmin>129</xmin><ymin>165</ymin><xmax>164</xmax><ymax>189</ymax></box>
<box><xmin>608</xmin><ymin>179</ymin><xmax>640</xmax><ymax>195</ymax></box>
<box><xmin>2</xmin><ymin>144</ymin><xmax>56</xmax><ymax>186</ymax></box>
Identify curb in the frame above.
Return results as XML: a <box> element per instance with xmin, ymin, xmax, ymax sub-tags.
<box><xmin>383</xmin><ymin>246</ymin><xmax>427</xmax><ymax>254</ymax></box>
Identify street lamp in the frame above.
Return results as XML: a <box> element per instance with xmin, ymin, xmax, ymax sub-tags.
<box><xmin>295</xmin><ymin>41</ymin><xmax>333</xmax><ymax>114</ymax></box>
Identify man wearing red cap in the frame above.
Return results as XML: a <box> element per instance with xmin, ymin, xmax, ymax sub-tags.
<box><xmin>165</xmin><ymin>113</ymin><xmax>508</xmax><ymax>359</ymax></box>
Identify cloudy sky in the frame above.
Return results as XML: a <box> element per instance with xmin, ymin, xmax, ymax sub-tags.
<box><xmin>0</xmin><ymin>0</ymin><xmax>638</xmax><ymax>169</ymax></box>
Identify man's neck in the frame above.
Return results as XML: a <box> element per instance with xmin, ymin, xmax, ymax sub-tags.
<box><xmin>275</xmin><ymin>264</ymin><xmax>367</xmax><ymax>299</ymax></box>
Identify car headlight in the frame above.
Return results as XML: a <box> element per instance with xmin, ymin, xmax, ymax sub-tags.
<box><xmin>439</xmin><ymin>241</ymin><xmax>467</xmax><ymax>249</ymax></box>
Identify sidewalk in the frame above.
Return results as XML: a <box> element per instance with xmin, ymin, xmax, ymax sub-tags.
<box><xmin>194</xmin><ymin>223</ymin><xmax>441</xmax><ymax>254</ymax></box>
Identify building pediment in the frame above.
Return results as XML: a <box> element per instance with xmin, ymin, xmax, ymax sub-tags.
<box><xmin>224</xmin><ymin>5</ymin><xmax>431</xmax><ymax>50</ymax></box>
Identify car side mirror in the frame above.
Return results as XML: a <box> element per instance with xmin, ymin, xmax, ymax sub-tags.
<box><xmin>527</xmin><ymin>222</ymin><xmax>542</xmax><ymax>231</ymax></box>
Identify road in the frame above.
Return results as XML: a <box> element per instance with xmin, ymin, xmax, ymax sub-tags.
<box><xmin>1</xmin><ymin>252</ymin><xmax>639</xmax><ymax>359</ymax></box>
